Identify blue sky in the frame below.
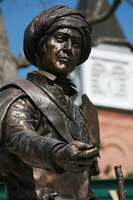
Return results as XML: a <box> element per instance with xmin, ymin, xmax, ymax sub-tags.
<box><xmin>108</xmin><ymin>0</ymin><xmax>133</xmax><ymax>42</ymax></box>
<box><xmin>1</xmin><ymin>0</ymin><xmax>133</xmax><ymax>78</ymax></box>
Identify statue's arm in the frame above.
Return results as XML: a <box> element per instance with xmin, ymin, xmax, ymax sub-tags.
<box><xmin>81</xmin><ymin>94</ymin><xmax>100</xmax><ymax>148</ymax></box>
<box><xmin>3</xmin><ymin>96</ymin><xmax>65</xmax><ymax>172</ymax></box>
<box><xmin>3</xmin><ymin>95</ymin><xmax>99</xmax><ymax>174</ymax></box>
<box><xmin>81</xmin><ymin>94</ymin><xmax>100</xmax><ymax>176</ymax></box>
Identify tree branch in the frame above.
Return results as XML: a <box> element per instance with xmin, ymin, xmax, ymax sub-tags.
<box><xmin>88</xmin><ymin>0</ymin><xmax>122</xmax><ymax>25</ymax></box>
<box><xmin>92</xmin><ymin>0</ymin><xmax>105</xmax><ymax>18</ymax></box>
<box><xmin>124</xmin><ymin>0</ymin><xmax>133</xmax><ymax>7</ymax></box>
<box><xmin>15</xmin><ymin>55</ymin><xmax>30</xmax><ymax>69</ymax></box>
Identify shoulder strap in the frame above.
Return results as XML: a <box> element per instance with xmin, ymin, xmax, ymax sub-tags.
<box><xmin>14</xmin><ymin>79</ymin><xmax>74</xmax><ymax>143</ymax></box>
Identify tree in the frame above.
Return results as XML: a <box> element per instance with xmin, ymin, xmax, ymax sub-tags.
<box><xmin>0</xmin><ymin>1</ymin><xmax>29</xmax><ymax>87</ymax></box>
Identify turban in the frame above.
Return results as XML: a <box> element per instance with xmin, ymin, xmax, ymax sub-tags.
<box><xmin>23</xmin><ymin>5</ymin><xmax>91</xmax><ymax>66</ymax></box>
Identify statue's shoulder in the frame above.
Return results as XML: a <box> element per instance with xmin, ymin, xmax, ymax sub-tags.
<box><xmin>0</xmin><ymin>84</ymin><xmax>26</xmax><ymax>143</ymax></box>
<box><xmin>0</xmin><ymin>83</ymin><xmax>26</xmax><ymax>101</ymax></box>
<box><xmin>81</xmin><ymin>94</ymin><xmax>97</xmax><ymax>113</ymax></box>
<box><xmin>0</xmin><ymin>83</ymin><xmax>26</xmax><ymax>120</ymax></box>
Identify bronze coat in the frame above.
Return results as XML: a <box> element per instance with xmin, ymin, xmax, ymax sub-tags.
<box><xmin>0</xmin><ymin>71</ymin><xmax>100</xmax><ymax>200</ymax></box>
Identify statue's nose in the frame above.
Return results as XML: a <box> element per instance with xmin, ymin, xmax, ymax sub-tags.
<box><xmin>64</xmin><ymin>38</ymin><xmax>72</xmax><ymax>50</ymax></box>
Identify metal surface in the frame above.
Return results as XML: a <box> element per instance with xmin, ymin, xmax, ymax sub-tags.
<box><xmin>0</xmin><ymin>5</ymin><xmax>100</xmax><ymax>200</ymax></box>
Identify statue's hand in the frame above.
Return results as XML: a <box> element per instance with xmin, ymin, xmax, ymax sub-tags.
<box><xmin>55</xmin><ymin>141</ymin><xmax>98</xmax><ymax>173</ymax></box>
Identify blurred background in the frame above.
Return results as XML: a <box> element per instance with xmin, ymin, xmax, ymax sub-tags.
<box><xmin>1</xmin><ymin>0</ymin><xmax>133</xmax><ymax>180</ymax></box>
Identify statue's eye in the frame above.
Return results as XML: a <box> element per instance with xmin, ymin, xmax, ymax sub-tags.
<box><xmin>55</xmin><ymin>34</ymin><xmax>65</xmax><ymax>42</ymax></box>
<box><xmin>72</xmin><ymin>39</ymin><xmax>81</xmax><ymax>48</ymax></box>
<box><xmin>72</xmin><ymin>41</ymin><xmax>81</xmax><ymax>48</ymax></box>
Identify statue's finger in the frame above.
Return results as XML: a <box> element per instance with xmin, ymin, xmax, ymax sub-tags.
<box><xmin>73</xmin><ymin>147</ymin><xmax>98</xmax><ymax>159</ymax></box>
<box><xmin>75</xmin><ymin>142</ymin><xmax>94</xmax><ymax>150</ymax></box>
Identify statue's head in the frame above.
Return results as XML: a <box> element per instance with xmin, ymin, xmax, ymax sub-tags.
<box><xmin>23</xmin><ymin>5</ymin><xmax>91</xmax><ymax>76</ymax></box>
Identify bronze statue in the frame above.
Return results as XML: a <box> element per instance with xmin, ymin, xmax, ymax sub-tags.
<box><xmin>0</xmin><ymin>5</ymin><xmax>100</xmax><ymax>200</ymax></box>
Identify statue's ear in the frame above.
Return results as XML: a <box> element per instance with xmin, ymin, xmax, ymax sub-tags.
<box><xmin>35</xmin><ymin>40</ymin><xmax>47</xmax><ymax>67</ymax></box>
<box><xmin>81</xmin><ymin>94</ymin><xmax>100</xmax><ymax>148</ymax></box>
<box><xmin>34</xmin><ymin>52</ymin><xmax>40</xmax><ymax>67</ymax></box>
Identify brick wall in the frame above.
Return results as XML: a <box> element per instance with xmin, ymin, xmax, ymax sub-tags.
<box><xmin>98</xmin><ymin>109</ymin><xmax>133</xmax><ymax>179</ymax></box>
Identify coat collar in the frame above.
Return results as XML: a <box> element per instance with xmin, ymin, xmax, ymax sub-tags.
<box><xmin>27</xmin><ymin>70</ymin><xmax>78</xmax><ymax>98</ymax></box>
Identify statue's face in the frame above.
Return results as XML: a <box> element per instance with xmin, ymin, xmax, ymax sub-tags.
<box><xmin>39</xmin><ymin>28</ymin><xmax>82</xmax><ymax>76</ymax></box>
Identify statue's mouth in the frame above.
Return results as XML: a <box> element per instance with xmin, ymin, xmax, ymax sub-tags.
<box><xmin>58</xmin><ymin>56</ymin><xmax>70</xmax><ymax>63</ymax></box>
